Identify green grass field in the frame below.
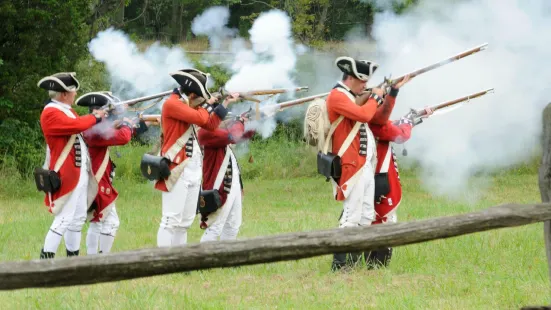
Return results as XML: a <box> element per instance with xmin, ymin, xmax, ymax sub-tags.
<box><xmin>0</xmin><ymin>156</ymin><xmax>548</xmax><ymax>309</ymax></box>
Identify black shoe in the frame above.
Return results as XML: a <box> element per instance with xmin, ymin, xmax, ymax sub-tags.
<box><xmin>66</xmin><ymin>249</ymin><xmax>80</xmax><ymax>257</ymax></box>
<box><xmin>40</xmin><ymin>249</ymin><xmax>55</xmax><ymax>259</ymax></box>
<box><xmin>347</xmin><ymin>252</ymin><xmax>363</xmax><ymax>267</ymax></box>
<box><xmin>363</xmin><ymin>250</ymin><xmax>378</xmax><ymax>269</ymax></box>
<box><xmin>331</xmin><ymin>253</ymin><xmax>347</xmax><ymax>271</ymax></box>
<box><xmin>372</xmin><ymin>247</ymin><xmax>393</xmax><ymax>268</ymax></box>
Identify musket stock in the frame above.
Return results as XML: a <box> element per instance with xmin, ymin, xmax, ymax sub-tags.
<box><xmin>372</xmin><ymin>43</ymin><xmax>489</xmax><ymax>89</ymax></box>
<box><xmin>138</xmin><ymin>114</ymin><xmax>161</xmax><ymax>122</ymax></box>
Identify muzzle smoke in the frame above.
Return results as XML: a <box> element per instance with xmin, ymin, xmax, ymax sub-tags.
<box><xmin>192</xmin><ymin>7</ymin><xmax>302</xmax><ymax>138</ymax></box>
<box><xmin>357</xmin><ymin>0</ymin><xmax>551</xmax><ymax>199</ymax></box>
<box><xmin>88</xmin><ymin>28</ymin><xmax>192</xmax><ymax>99</ymax></box>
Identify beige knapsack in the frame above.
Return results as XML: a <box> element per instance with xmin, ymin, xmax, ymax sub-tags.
<box><xmin>303</xmin><ymin>98</ymin><xmax>332</xmax><ymax>151</ymax></box>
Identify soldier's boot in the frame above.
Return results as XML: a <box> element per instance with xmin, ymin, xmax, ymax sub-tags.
<box><xmin>331</xmin><ymin>253</ymin><xmax>348</xmax><ymax>271</ymax></box>
<box><xmin>66</xmin><ymin>249</ymin><xmax>80</xmax><ymax>257</ymax></box>
<box><xmin>40</xmin><ymin>248</ymin><xmax>55</xmax><ymax>259</ymax></box>
<box><xmin>347</xmin><ymin>252</ymin><xmax>363</xmax><ymax>268</ymax></box>
<box><xmin>363</xmin><ymin>250</ymin><xmax>378</xmax><ymax>269</ymax></box>
<box><xmin>373</xmin><ymin>247</ymin><xmax>393</xmax><ymax>268</ymax></box>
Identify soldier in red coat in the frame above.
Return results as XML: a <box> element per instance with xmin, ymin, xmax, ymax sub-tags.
<box><xmin>37</xmin><ymin>72</ymin><xmax>107</xmax><ymax>259</ymax></box>
<box><xmin>323</xmin><ymin>57</ymin><xmax>384</xmax><ymax>271</ymax></box>
<box><xmin>197</xmin><ymin>114</ymin><xmax>255</xmax><ymax>242</ymax></box>
<box><xmin>365</xmin><ymin>107</ymin><xmax>433</xmax><ymax>268</ymax></box>
<box><xmin>154</xmin><ymin>68</ymin><xmax>240</xmax><ymax>247</ymax></box>
<box><xmin>76</xmin><ymin>91</ymin><xmax>152</xmax><ymax>254</ymax></box>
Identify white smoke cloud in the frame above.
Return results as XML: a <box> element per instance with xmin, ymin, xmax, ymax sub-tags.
<box><xmin>88</xmin><ymin>27</ymin><xmax>191</xmax><ymax>99</ymax></box>
<box><xmin>191</xmin><ymin>6</ymin><xmax>238</xmax><ymax>50</ymax></box>
<box><xmin>221</xmin><ymin>9</ymin><xmax>301</xmax><ymax>138</ymax></box>
<box><xmin>359</xmin><ymin>0</ymin><xmax>551</xmax><ymax>199</ymax></box>
<box><xmin>225</xmin><ymin>10</ymin><xmax>297</xmax><ymax>92</ymax></box>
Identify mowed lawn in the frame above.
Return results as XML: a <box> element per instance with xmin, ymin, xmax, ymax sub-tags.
<box><xmin>0</xmin><ymin>172</ymin><xmax>548</xmax><ymax>309</ymax></box>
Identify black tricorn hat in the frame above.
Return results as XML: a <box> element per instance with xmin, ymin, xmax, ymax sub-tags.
<box><xmin>75</xmin><ymin>91</ymin><xmax>116</xmax><ymax>108</ymax></box>
<box><xmin>335</xmin><ymin>57</ymin><xmax>378</xmax><ymax>82</ymax></box>
<box><xmin>169</xmin><ymin>68</ymin><xmax>212</xmax><ymax>100</ymax></box>
<box><xmin>37</xmin><ymin>72</ymin><xmax>80</xmax><ymax>92</ymax></box>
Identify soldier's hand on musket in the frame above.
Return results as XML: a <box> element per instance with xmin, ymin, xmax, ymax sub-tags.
<box><xmin>371</xmin><ymin>87</ymin><xmax>385</xmax><ymax>97</ymax></box>
<box><xmin>420</xmin><ymin>106</ymin><xmax>434</xmax><ymax>118</ymax></box>
<box><xmin>222</xmin><ymin>92</ymin><xmax>240</xmax><ymax>108</ymax></box>
<box><xmin>393</xmin><ymin>74</ymin><xmax>412</xmax><ymax>89</ymax></box>
<box><xmin>207</xmin><ymin>96</ymin><xmax>219</xmax><ymax>105</ymax></box>
<box><xmin>92</xmin><ymin>109</ymin><xmax>108</xmax><ymax>119</ymax></box>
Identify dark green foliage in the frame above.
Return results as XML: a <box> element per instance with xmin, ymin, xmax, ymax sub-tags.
<box><xmin>0</xmin><ymin>0</ymin><xmax>421</xmax><ymax>177</ymax></box>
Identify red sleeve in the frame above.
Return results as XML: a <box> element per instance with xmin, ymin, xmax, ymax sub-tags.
<box><xmin>163</xmin><ymin>94</ymin><xmax>222</xmax><ymax>131</ymax></box>
<box><xmin>370</xmin><ymin>94</ymin><xmax>396</xmax><ymax>125</ymax></box>
<box><xmin>327</xmin><ymin>91</ymin><xmax>378</xmax><ymax>123</ymax></box>
<box><xmin>198</xmin><ymin>122</ymin><xmax>246</xmax><ymax>148</ymax></box>
<box><xmin>242</xmin><ymin>130</ymin><xmax>256</xmax><ymax>140</ymax></box>
<box><xmin>84</xmin><ymin>126</ymin><xmax>133</xmax><ymax>147</ymax></box>
<box><xmin>369</xmin><ymin>121</ymin><xmax>412</xmax><ymax>144</ymax></box>
<box><xmin>40</xmin><ymin>108</ymin><xmax>97</xmax><ymax>136</ymax></box>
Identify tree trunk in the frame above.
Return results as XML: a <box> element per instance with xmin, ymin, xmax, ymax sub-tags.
<box><xmin>170</xmin><ymin>0</ymin><xmax>181</xmax><ymax>44</ymax></box>
<box><xmin>314</xmin><ymin>1</ymin><xmax>330</xmax><ymax>41</ymax></box>
<box><xmin>116</xmin><ymin>0</ymin><xmax>125</xmax><ymax>25</ymax></box>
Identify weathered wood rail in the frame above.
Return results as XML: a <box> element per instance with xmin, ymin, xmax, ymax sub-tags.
<box><xmin>1</xmin><ymin>104</ymin><xmax>551</xmax><ymax>310</ymax></box>
<box><xmin>1</xmin><ymin>203</ymin><xmax>551</xmax><ymax>291</ymax></box>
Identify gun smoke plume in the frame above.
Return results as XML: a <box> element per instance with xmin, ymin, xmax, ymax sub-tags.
<box><xmin>89</xmin><ymin>28</ymin><xmax>192</xmax><ymax>99</ymax></box>
<box><xmin>354</xmin><ymin>0</ymin><xmax>551</xmax><ymax>200</ymax></box>
<box><xmin>192</xmin><ymin>7</ymin><xmax>302</xmax><ymax>138</ymax></box>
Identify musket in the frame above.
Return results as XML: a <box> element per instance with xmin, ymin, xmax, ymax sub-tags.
<box><xmin>138</xmin><ymin>114</ymin><xmax>161</xmax><ymax>122</ymax></box>
<box><xmin>101</xmin><ymin>90</ymin><xmax>173</xmax><ymax>112</ymax></box>
<box><xmin>265</xmin><ymin>92</ymin><xmax>329</xmax><ymax>113</ymax></box>
<box><xmin>212</xmin><ymin>86</ymin><xmax>309</xmax><ymax>103</ymax></box>
<box><xmin>409</xmin><ymin>88</ymin><xmax>495</xmax><ymax>118</ymax></box>
<box><xmin>234</xmin><ymin>92</ymin><xmax>329</xmax><ymax>120</ymax></box>
<box><xmin>288</xmin><ymin>43</ymin><xmax>490</xmax><ymax>106</ymax></box>
<box><xmin>373</xmin><ymin>43</ymin><xmax>489</xmax><ymax>89</ymax></box>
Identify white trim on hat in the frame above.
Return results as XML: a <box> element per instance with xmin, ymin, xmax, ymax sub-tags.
<box><xmin>37</xmin><ymin>72</ymin><xmax>80</xmax><ymax>92</ymax></box>
<box><xmin>170</xmin><ymin>71</ymin><xmax>212</xmax><ymax>99</ymax></box>
<box><xmin>359</xmin><ymin>59</ymin><xmax>378</xmax><ymax>77</ymax></box>
<box><xmin>335</xmin><ymin>57</ymin><xmax>377</xmax><ymax>82</ymax></box>
<box><xmin>75</xmin><ymin>91</ymin><xmax>114</xmax><ymax>107</ymax></box>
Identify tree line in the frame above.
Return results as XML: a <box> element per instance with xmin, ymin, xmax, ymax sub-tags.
<box><xmin>0</xmin><ymin>0</ymin><xmax>415</xmax><ymax>175</ymax></box>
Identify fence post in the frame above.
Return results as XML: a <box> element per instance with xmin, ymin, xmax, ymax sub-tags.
<box><xmin>537</xmin><ymin>103</ymin><xmax>551</xmax><ymax>296</ymax></box>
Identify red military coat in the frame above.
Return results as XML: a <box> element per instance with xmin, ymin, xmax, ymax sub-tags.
<box><xmin>83</xmin><ymin>124</ymin><xmax>133</xmax><ymax>222</ymax></box>
<box><xmin>326</xmin><ymin>83</ymin><xmax>378</xmax><ymax>201</ymax></box>
<box><xmin>154</xmin><ymin>93</ymin><xmax>225</xmax><ymax>192</ymax></box>
<box><xmin>369</xmin><ymin>120</ymin><xmax>412</xmax><ymax>224</ymax></box>
<box><xmin>198</xmin><ymin>120</ymin><xmax>254</xmax><ymax>204</ymax></box>
<box><xmin>40</xmin><ymin>101</ymin><xmax>98</xmax><ymax>214</ymax></box>
<box><xmin>197</xmin><ymin>119</ymin><xmax>254</xmax><ymax>229</ymax></box>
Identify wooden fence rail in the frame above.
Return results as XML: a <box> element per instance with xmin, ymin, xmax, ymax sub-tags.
<box><xmin>1</xmin><ymin>203</ymin><xmax>550</xmax><ymax>291</ymax></box>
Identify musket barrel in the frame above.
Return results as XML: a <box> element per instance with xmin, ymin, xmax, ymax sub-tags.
<box><xmin>139</xmin><ymin>114</ymin><xmax>161</xmax><ymax>122</ymax></box>
<box><xmin>118</xmin><ymin>90</ymin><xmax>173</xmax><ymax>107</ymax></box>
<box><xmin>244</xmin><ymin>86</ymin><xmax>309</xmax><ymax>96</ymax></box>
<box><xmin>273</xmin><ymin>92</ymin><xmax>330</xmax><ymax>110</ymax></box>
<box><xmin>417</xmin><ymin>88</ymin><xmax>494</xmax><ymax>115</ymax></box>
<box><xmin>374</xmin><ymin>43</ymin><xmax>489</xmax><ymax>88</ymax></box>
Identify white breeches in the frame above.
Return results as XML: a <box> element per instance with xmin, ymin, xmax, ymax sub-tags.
<box><xmin>50</xmin><ymin>169</ymin><xmax>89</xmax><ymax>235</ymax></box>
<box><xmin>90</xmin><ymin>203</ymin><xmax>120</xmax><ymax>236</ymax></box>
<box><xmin>200</xmin><ymin>171</ymin><xmax>243</xmax><ymax>242</ymax></box>
<box><xmin>157</xmin><ymin>154</ymin><xmax>202</xmax><ymax>246</ymax></box>
<box><xmin>86</xmin><ymin>203</ymin><xmax>119</xmax><ymax>254</ymax></box>
<box><xmin>339</xmin><ymin>161</ymin><xmax>375</xmax><ymax>228</ymax></box>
